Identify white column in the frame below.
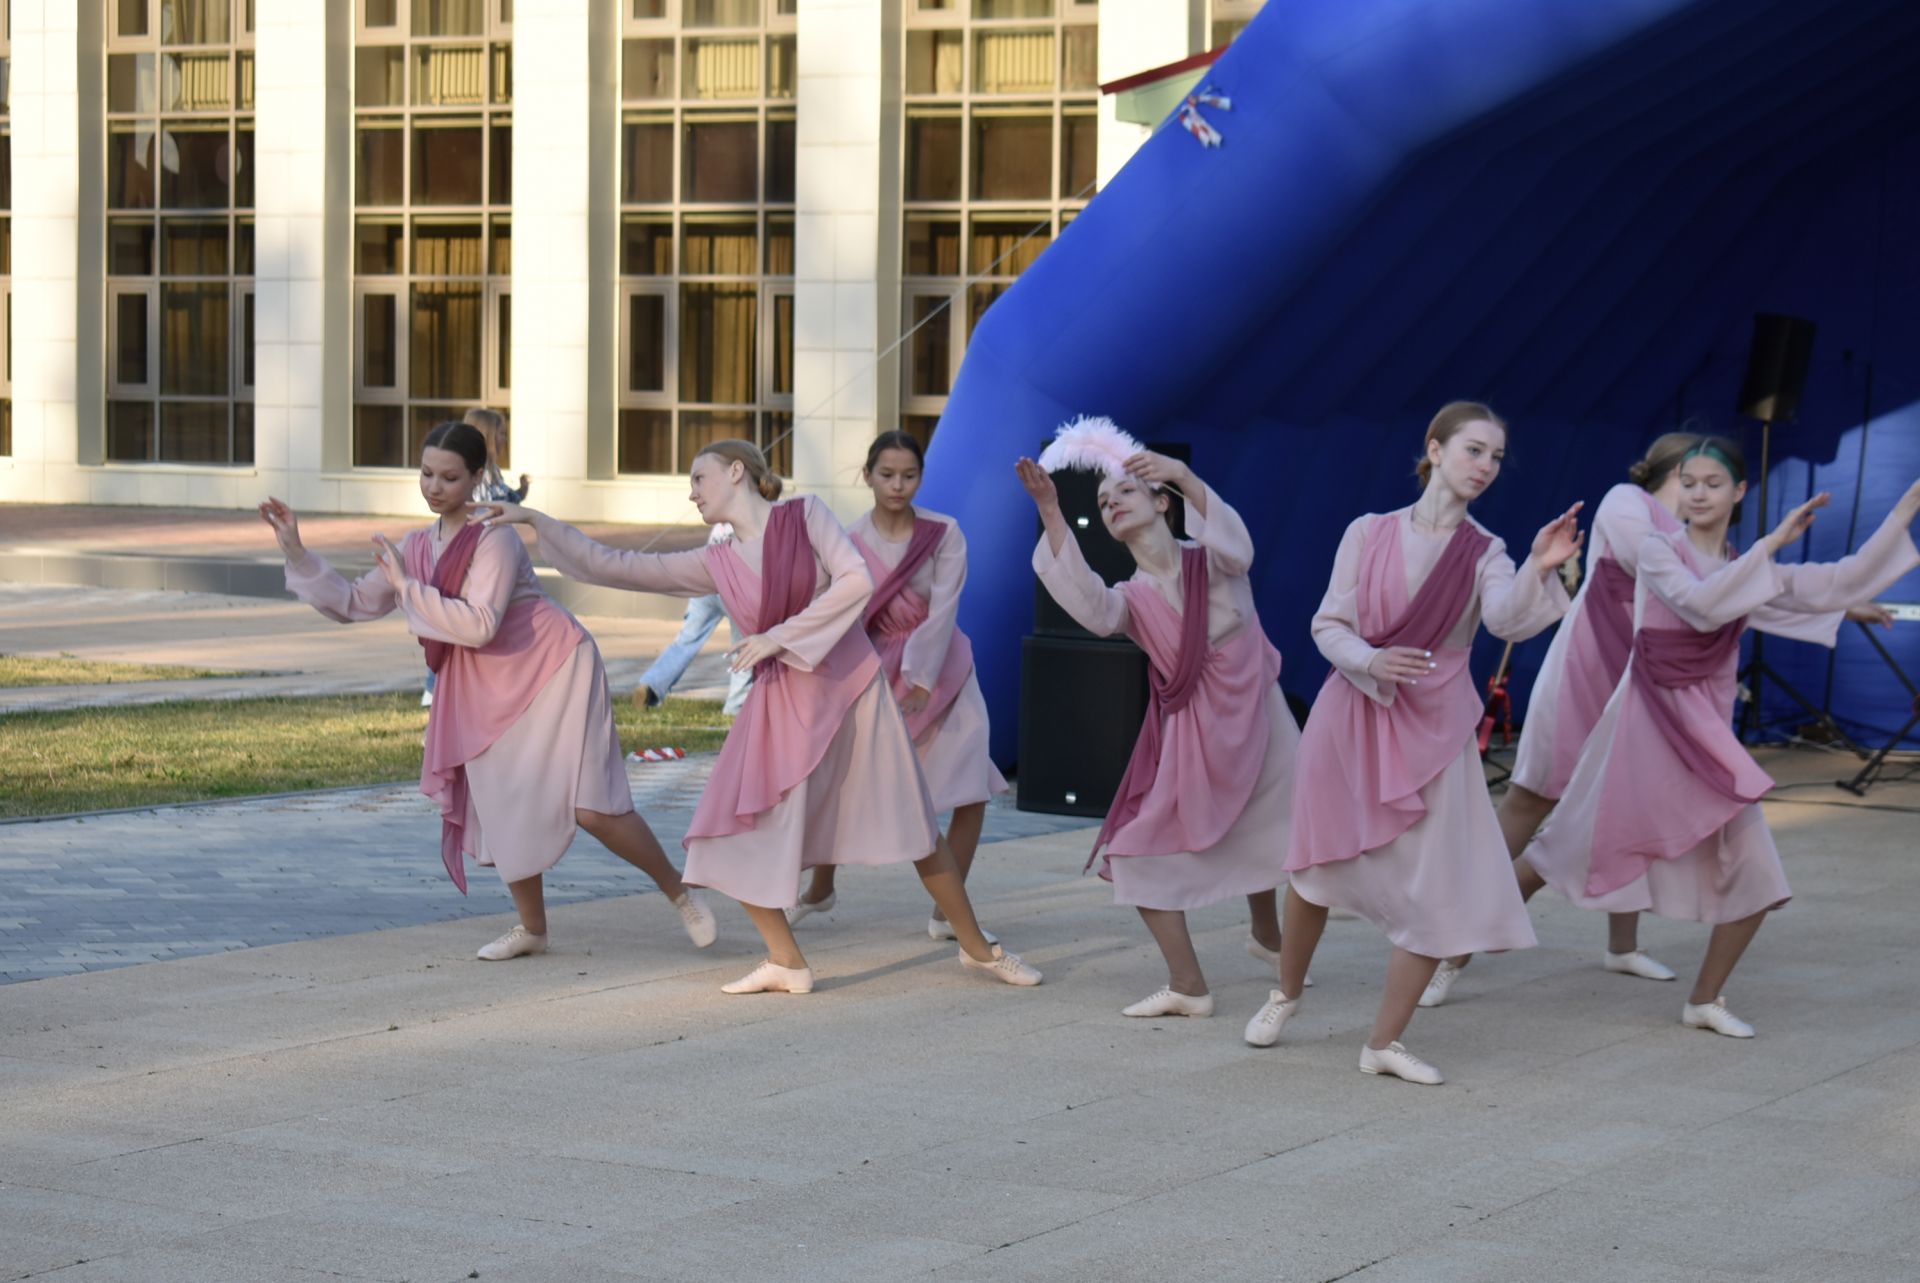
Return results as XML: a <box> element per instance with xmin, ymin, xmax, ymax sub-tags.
<box><xmin>793</xmin><ymin>0</ymin><xmax>892</xmax><ymax>520</ymax></box>
<box><xmin>1097</xmin><ymin>0</ymin><xmax>1198</xmax><ymax>187</ymax></box>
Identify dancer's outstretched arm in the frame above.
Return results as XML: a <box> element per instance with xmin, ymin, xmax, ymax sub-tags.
<box><xmin>481</xmin><ymin>502</ymin><xmax>718</xmax><ymax>597</ymax></box>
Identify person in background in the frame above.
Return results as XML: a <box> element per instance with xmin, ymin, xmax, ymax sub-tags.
<box><xmin>633</xmin><ymin>523</ymin><xmax>753</xmax><ymax>718</ymax></box>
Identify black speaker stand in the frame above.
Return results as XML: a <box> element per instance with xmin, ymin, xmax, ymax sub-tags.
<box><xmin>1835</xmin><ymin>620</ymin><xmax>1920</xmax><ymax>797</ymax></box>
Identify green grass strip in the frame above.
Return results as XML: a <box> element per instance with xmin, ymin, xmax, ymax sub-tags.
<box><xmin>0</xmin><ymin>652</ymin><xmax>247</xmax><ymax>688</ymax></box>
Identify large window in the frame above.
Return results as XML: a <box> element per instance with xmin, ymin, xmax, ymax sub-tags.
<box><xmin>1208</xmin><ymin>0</ymin><xmax>1264</xmax><ymax>50</ymax></box>
<box><xmin>104</xmin><ymin>0</ymin><xmax>256</xmax><ymax>465</ymax></box>
<box><xmin>353</xmin><ymin>0</ymin><xmax>512</xmax><ymax>469</ymax></box>
<box><xmin>1</xmin><ymin>2</ymin><xmax>11</xmax><ymax>457</ymax></box>
<box><xmin>899</xmin><ymin>0</ymin><xmax>1097</xmax><ymax>442</ymax></box>
<box><xmin>617</xmin><ymin>0</ymin><xmax>795</xmax><ymax>476</ymax></box>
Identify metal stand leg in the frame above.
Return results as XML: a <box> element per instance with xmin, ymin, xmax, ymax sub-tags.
<box><xmin>1836</xmin><ymin>622</ymin><xmax>1920</xmax><ymax>797</ymax></box>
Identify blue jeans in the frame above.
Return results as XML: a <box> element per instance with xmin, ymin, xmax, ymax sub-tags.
<box><xmin>643</xmin><ymin>593</ymin><xmax>751</xmax><ymax>715</ymax></box>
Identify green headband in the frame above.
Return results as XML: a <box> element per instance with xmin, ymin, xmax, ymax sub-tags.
<box><xmin>1683</xmin><ymin>442</ymin><xmax>1745</xmax><ymax>485</ymax></box>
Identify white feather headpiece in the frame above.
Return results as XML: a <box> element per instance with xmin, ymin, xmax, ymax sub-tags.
<box><xmin>1037</xmin><ymin>415</ymin><xmax>1141</xmax><ymax>479</ymax></box>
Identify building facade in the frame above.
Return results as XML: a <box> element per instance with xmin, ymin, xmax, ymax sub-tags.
<box><xmin>1</xmin><ymin>0</ymin><xmax>1253</xmax><ymax>523</ymax></box>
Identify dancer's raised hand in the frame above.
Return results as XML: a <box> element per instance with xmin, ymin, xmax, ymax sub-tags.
<box><xmin>1763</xmin><ymin>492</ymin><xmax>1831</xmax><ymax>554</ymax></box>
<box><xmin>1530</xmin><ymin>501</ymin><xmax>1585</xmax><ymax>571</ymax></box>
<box><xmin>1846</xmin><ymin>602</ymin><xmax>1896</xmax><ymax>629</ymax></box>
<box><xmin>475</xmin><ymin>501</ymin><xmax>532</xmax><ymax>527</ymax></box>
<box><xmin>1015</xmin><ymin>457</ymin><xmax>1060</xmax><ymax>516</ymax></box>
<box><xmin>1123</xmin><ymin>450</ymin><xmax>1192</xmax><ymax>491</ymax></box>
<box><xmin>258</xmin><ymin>497</ymin><xmax>305</xmax><ymax>560</ymax></box>
<box><xmin>371</xmin><ymin>533</ymin><xmax>410</xmax><ymax>592</ymax></box>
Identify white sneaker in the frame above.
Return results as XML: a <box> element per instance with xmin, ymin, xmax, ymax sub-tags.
<box><xmin>1245</xmin><ymin>939</ymin><xmax>1311</xmax><ymax>986</ymax></box>
<box><xmin>1121</xmin><ymin>988</ymin><xmax>1214</xmax><ymax>1018</ymax></box>
<box><xmin>1359</xmin><ymin>1040</ymin><xmax>1444</xmax><ymax>1085</ymax></box>
<box><xmin>929</xmin><ymin>916</ymin><xmax>997</xmax><ymax>945</ymax></box>
<box><xmin>720</xmin><ymin>960</ymin><xmax>814</xmax><ymax>995</ymax></box>
<box><xmin>1605</xmin><ymin>949</ymin><xmax>1677</xmax><ymax>981</ymax></box>
<box><xmin>672</xmin><ymin>889</ymin><xmax>717</xmax><ymax>949</ymax></box>
<box><xmin>1681</xmin><ymin>995</ymin><xmax>1754</xmax><ymax>1038</ymax></box>
<box><xmin>476</xmin><ymin>924</ymin><xmax>546</xmax><ymax>961</ymax></box>
<box><xmin>785</xmin><ymin>891</ymin><xmax>835</xmax><ymax>926</ymax></box>
<box><xmin>1418</xmin><ymin>960</ymin><xmax>1465</xmax><ymax>1008</ymax></box>
<box><xmin>959</xmin><ymin>944</ymin><xmax>1041</xmax><ymax>987</ymax></box>
<box><xmin>1243</xmin><ymin>989</ymin><xmax>1300</xmax><ymax>1047</ymax></box>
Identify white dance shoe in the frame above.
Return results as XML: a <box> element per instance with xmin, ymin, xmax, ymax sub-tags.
<box><xmin>672</xmin><ymin>890</ymin><xmax>717</xmax><ymax>949</ymax></box>
<box><xmin>1121</xmin><ymin>988</ymin><xmax>1214</xmax><ymax>1018</ymax></box>
<box><xmin>1245</xmin><ymin>939</ymin><xmax>1311</xmax><ymax>986</ymax></box>
<box><xmin>1605</xmin><ymin>949</ymin><xmax>1677</xmax><ymax>981</ymax></box>
<box><xmin>1417</xmin><ymin>959</ymin><xmax>1465</xmax><ymax>1008</ymax></box>
<box><xmin>1359</xmin><ymin>1041</ymin><xmax>1445</xmax><ymax>1085</ymax></box>
<box><xmin>1681</xmin><ymin>995</ymin><xmax>1754</xmax><ymax>1038</ymax></box>
<box><xmin>959</xmin><ymin>944</ymin><xmax>1042</xmax><ymax>986</ymax></box>
<box><xmin>785</xmin><ymin>892</ymin><xmax>835</xmax><ymax>925</ymax></box>
<box><xmin>721</xmin><ymin>960</ymin><xmax>814</xmax><ymax>995</ymax></box>
<box><xmin>929</xmin><ymin>916</ymin><xmax>998</xmax><ymax>945</ymax></box>
<box><xmin>476</xmin><ymin>925</ymin><xmax>546</xmax><ymax>961</ymax></box>
<box><xmin>1243</xmin><ymin>990</ymin><xmax>1300</xmax><ymax>1047</ymax></box>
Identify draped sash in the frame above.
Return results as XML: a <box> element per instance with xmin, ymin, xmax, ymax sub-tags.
<box><xmin>853</xmin><ymin>522</ymin><xmax>975</xmax><ymax>740</ymax></box>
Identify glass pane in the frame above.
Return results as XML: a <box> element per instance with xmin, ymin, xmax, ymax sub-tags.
<box><xmin>685</xmin><ymin>38</ymin><xmax>759</xmax><ymax>99</ymax></box>
<box><xmin>973</xmin><ymin>0</ymin><xmax>1051</xmax><ymax>14</ymax></box>
<box><xmin>2</xmin><ymin>401</ymin><xmax>12</xmax><ymax>457</ymax></box>
<box><xmin>414</xmin><ymin>0</ymin><xmax>485</xmax><ymax>37</ymax></box>
<box><xmin>108</xmin><ymin>401</ymin><xmax>155</xmax><ymax>461</ymax></box>
<box><xmin>617</xmin><ymin>408</ymin><xmax>672</xmax><ymax>475</ymax></box>
<box><xmin>162</xmin><ymin>124</ymin><xmax>231</xmax><ymax>209</ymax></box>
<box><xmin>679</xmin><ymin>283</ymin><xmax>756</xmax><ymax>403</ymax></box>
<box><xmin>765</xmin><ymin>116</ymin><xmax>795</xmax><ymax>204</ymax></box>
<box><xmin>118</xmin><ymin>0</ymin><xmax>151</xmax><ymax>38</ymax></box>
<box><xmin>356</xmin><ymin>219</ymin><xmax>405</xmax><ymax>273</ymax></box>
<box><xmin>496</xmin><ymin>293</ymin><xmax>511</xmax><ymax>389</ymax></box>
<box><xmin>108</xmin><ymin>124</ymin><xmax>158</xmax><ymax>210</ymax></box>
<box><xmin>356</xmin><ymin>119</ymin><xmax>405</xmax><ymax>205</ymax></box>
<box><xmin>414</xmin><ymin>45</ymin><xmax>487</xmax><ymax>105</ymax></box>
<box><xmin>490</xmin><ymin>217</ymin><xmax>511</xmax><ymax>273</ymax></box>
<box><xmin>408</xmin><ymin>408</ymin><xmax>451</xmax><ymax>468</ymax></box>
<box><xmin>764</xmin><ymin>215</ymin><xmax>793</xmax><ymax>274</ymax></box>
<box><xmin>234</xmin><ymin>402</ymin><xmax>255</xmax><ymax>465</ymax></box>
<box><xmin>905</xmin><ymin>115</ymin><xmax>960</xmax><ymax>201</ymax></box>
<box><xmin>630</xmin><ymin>0</ymin><xmax>666</xmax><ymax>17</ymax></box>
<box><xmin>768</xmin><ymin>36</ymin><xmax>795</xmax><ymax>99</ymax></box>
<box><xmin>1062</xmin><ymin>25</ymin><xmax>1098</xmax><ymax>91</ymax></box>
<box><xmin>1212</xmin><ymin>20</ymin><xmax>1249</xmax><ymax>48</ymax></box>
<box><xmin>162</xmin><ymin>0</ymin><xmax>232</xmax><ymax>44</ymax></box>
<box><xmin>682</xmin><ymin>219</ymin><xmax>755</xmax><ymax>273</ymax></box>
<box><xmin>970</xmin><ymin>216</ymin><xmax>1049</xmax><ymax>276</ymax></box>
<box><xmin>235</xmin><ymin>126</ymin><xmax>255</xmax><ymax>209</ymax></box>
<box><xmin>682</xmin><ymin>119</ymin><xmax>756</xmax><ymax>202</ymax></box>
<box><xmin>621</xmin><ymin>118</ymin><xmax>673</xmax><ymax>203</ymax></box>
<box><xmin>760</xmin><ymin>411</ymin><xmax>792</xmax><ymax>476</ymax></box>
<box><xmin>238</xmin><ymin>53</ymin><xmax>256</xmax><ymax>110</ymax></box>
<box><xmin>353</xmin><ymin>404</ymin><xmax>407</xmax><ymax>468</ymax></box>
<box><xmin>363</xmin><ymin>294</ymin><xmax>399</xmax><ymax>387</ymax></box>
<box><xmin>366</xmin><ymin>0</ymin><xmax>399</xmax><ymax>23</ymax></box>
<box><xmin>967</xmin><ymin>281</ymin><xmax>1005</xmax><ymax>335</ymax></box>
<box><xmin>161</xmin><ymin>218</ymin><xmax>229</xmax><ymax>274</ymax></box>
<box><xmin>355</xmin><ymin>47</ymin><xmax>405</xmax><ymax>107</ymax></box>
<box><xmin>410</xmin><ymin>282</ymin><xmax>483</xmax><ymax>398</ymax></box>
<box><xmin>242</xmin><ymin>292</ymin><xmax>256</xmax><ymax>386</ymax></box>
<box><xmin>684</xmin><ymin>0</ymin><xmax>757</xmax><ymax>27</ymax></box>
<box><xmin>902</xmin><ymin>414</ymin><xmax>940</xmax><ymax>448</ymax></box>
<box><xmin>160</xmin><ymin>402</ymin><xmax>229</xmax><ymax>463</ymax></box>
<box><xmin>626</xmin><ymin>292</ymin><xmax>665</xmax><ymax>391</ymax></box>
<box><xmin>115</xmin><ymin>294</ymin><xmax>151</xmax><ymax>385</ymax></box>
<box><xmin>623</xmin><ymin>38</ymin><xmax>674</xmax><ymax>100</ymax></box>
<box><xmin>972</xmin><ymin>114</ymin><xmax>1050</xmax><ymax>200</ymax></box>
<box><xmin>160</xmin><ymin>282</ymin><xmax>230</xmax><ymax>396</ymax></box>
<box><xmin>905</xmin><ymin>217</ymin><xmax>960</xmax><ymax>275</ymax></box>
<box><xmin>770</xmin><ymin>293</ymin><xmax>793</xmax><ymax>396</ymax></box>
<box><xmin>235</xmin><ymin>218</ymin><xmax>256</xmax><ymax>274</ymax></box>
<box><xmin>489</xmin><ymin>121</ymin><xmax>511</xmax><ymax>204</ymax></box>
<box><xmin>679</xmin><ymin>409</ymin><xmax>754</xmax><ymax>466</ymax></box>
<box><xmin>412</xmin><ymin>118</ymin><xmax>484</xmax><ymax>204</ymax></box>
<box><xmin>110</xmin><ymin>220</ymin><xmax>158</xmax><ymax>275</ymax></box>
<box><xmin>620</xmin><ymin>216</ymin><xmax>673</xmax><ymax>274</ymax></box>
<box><xmin>906</xmin><ymin>31</ymin><xmax>963</xmax><ymax>95</ymax></box>
<box><xmin>412</xmin><ymin>218</ymin><xmax>484</xmax><ymax>273</ymax></box>
<box><xmin>907</xmin><ymin>294</ymin><xmax>951</xmax><ymax>397</ymax></box>
<box><xmin>1062</xmin><ymin>111</ymin><xmax>1095</xmax><ymax>198</ymax></box>
<box><xmin>162</xmin><ymin>53</ymin><xmax>231</xmax><ymax>111</ymax></box>
<box><xmin>492</xmin><ymin>43</ymin><xmax>512</xmax><ymax>103</ymax></box>
<box><xmin>975</xmin><ymin>30</ymin><xmax>1053</xmax><ymax>94</ymax></box>
<box><xmin>108</xmin><ymin>54</ymin><xmax>158</xmax><ymax>113</ymax></box>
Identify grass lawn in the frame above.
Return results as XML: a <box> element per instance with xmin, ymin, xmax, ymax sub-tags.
<box><xmin>0</xmin><ymin>652</ymin><xmax>245</xmax><ymax>688</ymax></box>
<box><xmin>0</xmin><ymin>693</ymin><xmax>730</xmax><ymax>818</ymax></box>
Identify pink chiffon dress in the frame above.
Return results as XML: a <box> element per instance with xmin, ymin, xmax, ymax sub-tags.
<box><xmin>285</xmin><ymin>525</ymin><xmax>631</xmax><ymax>886</ymax></box>
<box><xmin>1032</xmin><ymin>487</ymin><xmax>1300</xmax><ymax>911</ymax></box>
<box><xmin>1511</xmin><ymin>484</ymin><xmax>1682</xmax><ymax>799</ymax></box>
<box><xmin>1287</xmin><ymin>510</ymin><xmax>1569</xmax><ymax>958</ymax></box>
<box><xmin>848</xmin><ymin>510</ymin><xmax>1009</xmax><ymax>814</ymax></box>
<box><xmin>530</xmin><ymin>498</ymin><xmax>939</xmax><ymax>910</ymax></box>
<box><xmin>1526</xmin><ymin>514</ymin><xmax>1919</xmax><ymax>923</ymax></box>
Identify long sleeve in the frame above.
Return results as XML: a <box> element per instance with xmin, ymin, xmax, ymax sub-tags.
<box><xmin>1311</xmin><ymin>516</ymin><xmax>1386</xmax><ymax>701</ymax></box>
<box><xmin>1747</xmin><ymin>509</ymin><xmax>1919</xmax><ymax>645</ymax></box>
<box><xmin>1033</xmin><ymin>528</ymin><xmax>1131</xmax><ymax>639</ymax></box>
<box><xmin>1594</xmin><ymin>485</ymin><xmax>1658</xmax><ymax>574</ymax></box>
<box><xmin>763</xmin><ymin>496</ymin><xmax>875</xmax><ymax>671</ymax></box>
<box><xmin>530</xmin><ymin>511</ymin><xmax>718</xmax><ymax>597</ymax></box>
<box><xmin>901</xmin><ymin>520</ymin><xmax>965</xmax><ymax>691</ymax></box>
<box><xmin>285</xmin><ymin>549</ymin><xmax>399</xmax><ymax>623</ymax></box>
<box><xmin>1182</xmin><ymin>484</ymin><xmax>1254</xmax><ymax>578</ymax></box>
<box><xmin>1478</xmin><ymin>539</ymin><xmax>1571</xmax><ymax>642</ymax></box>
<box><xmin>1637</xmin><ymin>535</ymin><xmax>1784</xmax><ymax>631</ymax></box>
<box><xmin>394</xmin><ymin>527</ymin><xmax>517</xmax><ymax>647</ymax></box>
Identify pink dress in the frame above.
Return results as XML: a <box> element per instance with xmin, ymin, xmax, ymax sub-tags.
<box><xmin>1511</xmin><ymin>484</ymin><xmax>1682</xmax><ymax>799</ymax></box>
<box><xmin>531</xmin><ymin>499</ymin><xmax>939</xmax><ymax>909</ymax></box>
<box><xmin>849</xmin><ymin>511</ymin><xmax>1009</xmax><ymax>814</ymax></box>
<box><xmin>1032</xmin><ymin>487</ymin><xmax>1300</xmax><ymax>911</ymax></box>
<box><xmin>1527</xmin><ymin>515</ymin><xmax>1919</xmax><ymax>924</ymax></box>
<box><xmin>285</xmin><ymin>526</ymin><xmax>632</xmax><ymax>884</ymax></box>
<box><xmin>1288</xmin><ymin>510</ymin><xmax>1568</xmax><ymax>958</ymax></box>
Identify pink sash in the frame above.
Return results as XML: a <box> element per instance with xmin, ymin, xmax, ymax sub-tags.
<box><xmin>410</xmin><ymin>527</ymin><xmax>586</xmax><ymax>893</ymax></box>
<box><xmin>686</xmin><ymin>499</ymin><xmax>881</xmax><ymax>843</ymax></box>
<box><xmin>1287</xmin><ymin>516</ymin><xmax>1492</xmax><ymax>871</ymax></box>
<box><xmin>1585</xmin><ymin>556</ymin><xmax>1637</xmax><ymax>676</ymax></box>
<box><xmin>863</xmin><ymin>518</ymin><xmax>945</xmax><ymax>625</ymax></box>
<box><xmin>853</xmin><ymin>525</ymin><xmax>975</xmax><ymax>740</ymax></box>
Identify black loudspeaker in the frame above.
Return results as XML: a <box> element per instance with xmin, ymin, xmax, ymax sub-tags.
<box><xmin>1033</xmin><ymin>440</ymin><xmax>1190</xmax><ymax>637</ymax></box>
<box><xmin>1016</xmin><ymin>634</ymin><xmax>1150</xmax><ymax>816</ymax></box>
<box><xmin>1738</xmin><ymin>313</ymin><xmax>1816</xmax><ymax>423</ymax></box>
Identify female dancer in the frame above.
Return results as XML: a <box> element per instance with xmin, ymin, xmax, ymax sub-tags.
<box><xmin>1419</xmin><ymin>432</ymin><xmax>1699</xmax><ymax>1006</ymax></box>
<box><xmin>481</xmin><ymin>440</ymin><xmax>1041</xmax><ymax>995</ymax></box>
<box><xmin>1015</xmin><ymin>418</ymin><xmax>1300</xmax><ymax>1025</ymax></box>
<box><xmin>1521</xmin><ymin>439</ymin><xmax>1920</xmax><ymax>1037</ymax></box>
<box><xmin>260</xmin><ymin>421</ymin><xmax>717</xmax><ymax>961</ymax></box>
<box><xmin>1252</xmin><ymin>402</ymin><xmax>1583</xmax><ymax>1084</ymax></box>
<box><xmin>790</xmin><ymin>431</ymin><xmax>1009</xmax><ymax>941</ymax></box>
